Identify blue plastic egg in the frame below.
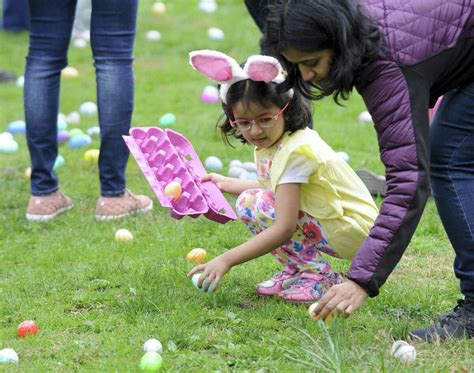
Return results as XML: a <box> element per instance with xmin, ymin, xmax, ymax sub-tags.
<box><xmin>53</xmin><ymin>154</ymin><xmax>65</xmax><ymax>169</ymax></box>
<box><xmin>205</xmin><ymin>156</ymin><xmax>223</xmax><ymax>171</ymax></box>
<box><xmin>192</xmin><ymin>273</ymin><xmax>215</xmax><ymax>293</ymax></box>
<box><xmin>69</xmin><ymin>134</ymin><xmax>92</xmax><ymax>148</ymax></box>
<box><xmin>7</xmin><ymin>120</ymin><xmax>26</xmax><ymax>135</ymax></box>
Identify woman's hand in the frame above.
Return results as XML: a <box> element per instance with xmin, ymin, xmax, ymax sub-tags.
<box><xmin>187</xmin><ymin>256</ymin><xmax>232</xmax><ymax>292</ymax></box>
<box><xmin>312</xmin><ymin>280</ymin><xmax>368</xmax><ymax>320</ymax></box>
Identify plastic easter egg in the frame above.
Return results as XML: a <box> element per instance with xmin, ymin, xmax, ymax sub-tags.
<box><xmin>16</xmin><ymin>75</ymin><xmax>24</xmax><ymax>88</ymax></box>
<box><xmin>69</xmin><ymin>134</ymin><xmax>92</xmax><ymax>148</ymax></box>
<box><xmin>158</xmin><ymin>113</ymin><xmax>176</xmax><ymax>127</ymax></box>
<box><xmin>192</xmin><ymin>272</ymin><xmax>215</xmax><ymax>292</ymax></box>
<box><xmin>57</xmin><ymin>119</ymin><xmax>68</xmax><ymax>130</ymax></box>
<box><xmin>57</xmin><ymin>130</ymin><xmax>70</xmax><ymax>142</ymax></box>
<box><xmin>84</xmin><ymin>149</ymin><xmax>100</xmax><ymax>165</ymax></box>
<box><xmin>246</xmin><ymin>172</ymin><xmax>258</xmax><ymax>180</ymax></box>
<box><xmin>198</xmin><ymin>0</ymin><xmax>217</xmax><ymax>13</ymax></box>
<box><xmin>146</xmin><ymin>30</ymin><xmax>162</xmax><ymax>41</ymax></box>
<box><xmin>80</xmin><ymin>101</ymin><xmax>98</xmax><ymax>115</ymax></box>
<box><xmin>164</xmin><ymin>181</ymin><xmax>182</xmax><ymax>202</ymax></box>
<box><xmin>0</xmin><ymin>140</ymin><xmax>19</xmax><ymax>153</ymax></box>
<box><xmin>0</xmin><ymin>132</ymin><xmax>13</xmax><ymax>142</ymax></box>
<box><xmin>152</xmin><ymin>2</ymin><xmax>166</xmax><ymax>14</ymax></box>
<box><xmin>228</xmin><ymin>165</ymin><xmax>244</xmax><ymax>178</ymax></box>
<box><xmin>24</xmin><ymin>167</ymin><xmax>32</xmax><ymax>180</ymax></box>
<box><xmin>207</xmin><ymin>27</ymin><xmax>224</xmax><ymax>41</ymax></box>
<box><xmin>186</xmin><ymin>248</ymin><xmax>207</xmax><ymax>264</ymax></box>
<box><xmin>53</xmin><ymin>154</ymin><xmax>65</xmax><ymax>169</ymax></box>
<box><xmin>391</xmin><ymin>341</ymin><xmax>416</xmax><ymax>363</ymax></box>
<box><xmin>87</xmin><ymin>126</ymin><xmax>100</xmax><ymax>136</ymax></box>
<box><xmin>242</xmin><ymin>161</ymin><xmax>257</xmax><ymax>172</ymax></box>
<box><xmin>336</xmin><ymin>151</ymin><xmax>349</xmax><ymax>163</ymax></box>
<box><xmin>58</xmin><ymin>113</ymin><xmax>67</xmax><ymax>122</ymax></box>
<box><xmin>229</xmin><ymin>159</ymin><xmax>242</xmax><ymax>168</ymax></box>
<box><xmin>0</xmin><ymin>348</ymin><xmax>18</xmax><ymax>363</ymax></box>
<box><xmin>73</xmin><ymin>38</ymin><xmax>87</xmax><ymax>48</ymax></box>
<box><xmin>238</xmin><ymin>170</ymin><xmax>249</xmax><ymax>180</ymax></box>
<box><xmin>115</xmin><ymin>228</ymin><xmax>133</xmax><ymax>243</ymax></box>
<box><xmin>61</xmin><ymin>66</ymin><xmax>79</xmax><ymax>79</ymax></box>
<box><xmin>139</xmin><ymin>351</ymin><xmax>162</xmax><ymax>372</ymax></box>
<box><xmin>358</xmin><ymin>111</ymin><xmax>372</xmax><ymax>124</ymax></box>
<box><xmin>7</xmin><ymin>120</ymin><xmax>26</xmax><ymax>135</ymax></box>
<box><xmin>200</xmin><ymin>85</ymin><xmax>219</xmax><ymax>104</ymax></box>
<box><xmin>308</xmin><ymin>302</ymin><xmax>334</xmax><ymax>322</ymax></box>
<box><xmin>204</xmin><ymin>156</ymin><xmax>223</xmax><ymax>171</ymax></box>
<box><xmin>17</xmin><ymin>320</ymin><xmax>38</xmax><ymax>338</ymax></box>
<box><xmin>143</xmin><ymin>338</ymin><xmax>163</xmax><ymax>354</ymax></box>
<box><xmin>67</xmin><ymin>111</ymin><xmax>81</xmax><ymax>124</ymax></box>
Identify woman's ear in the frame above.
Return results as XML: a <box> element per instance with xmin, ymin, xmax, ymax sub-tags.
<box><xmin>189</xmin><ymin>50</ymin><xmax>245</xmax><ymax>83</ymax></box>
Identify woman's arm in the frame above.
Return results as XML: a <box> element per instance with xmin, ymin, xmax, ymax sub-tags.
<box><xmin>202</xmin><ymin>173</ymin><xmax>262</xmax><ymax>195</ymax></box>
<box><xmin>188</xmin><ymin>183</ymin><xmax>301</xmax><ymax>291</ymax></box>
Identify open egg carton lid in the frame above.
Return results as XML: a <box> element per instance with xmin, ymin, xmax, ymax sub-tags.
<box><xmin>123</xmin><ymin>127</ymin><xmax>237</xmax><ymax>224</ymax></box>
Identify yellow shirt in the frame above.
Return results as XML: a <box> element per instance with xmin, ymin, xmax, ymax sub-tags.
<box><xmin>255</xmin><ymin>128</ymin><xmax>378</xmax><ymax>259</ymax></box>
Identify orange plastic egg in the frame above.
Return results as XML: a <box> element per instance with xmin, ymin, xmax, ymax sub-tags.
<box><xmin>186</xmin><ymin>248</ymin><xmax>207</xmax><ymax>264</ymax></box>
<box><xmin>164</xmin><ymin>181</ymin><xmax>182</xmax><ymax>202</ymax></box>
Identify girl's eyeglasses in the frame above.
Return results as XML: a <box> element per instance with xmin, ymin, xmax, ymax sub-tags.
<box><xmin>230</xmin><ymin>102</ymin><xmax>290</xmax><ymax>132</ymax></box>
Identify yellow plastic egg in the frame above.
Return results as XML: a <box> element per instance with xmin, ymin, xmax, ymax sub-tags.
<box><xmin>308</xmin><ymin>302</ymin><xmax>334</xmax><ymax>322</ymax></box>
<box><xmin>84</xmin><ymin>149</ymin><xmax>100</xmax><ymax>165</ymax></box>
<box><xmin>164</xmin><ymin>181</ymin><xmax>182</xmax><ymax>202</ymax></box>
<box><xmin>115</xmin><ymin>228</ymin><xmax>133</xmax><ymax>243</ymax></box>
<box><xmin>61</xmin><ymin>66</ymin><xmax>79</xmax><ymax>79</ymax></box>
<box><xmin>186</xmin><ymin>248</ymin><xmax>207</xmax><ymax>264</ymax></box>
<box><xmin>24</xmin><ymin>167</ymin><xmax>32</xmax><ymax>180</ymax></box>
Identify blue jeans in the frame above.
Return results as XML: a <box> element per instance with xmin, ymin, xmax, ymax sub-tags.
<box><xmin>2</xmin><ymin>0</ymin><xmax>30</xmax><ymax>31</ymax></box>
<box><xmin>24</xmin><ymin>0</ymin><xmax>137</xmax><ymax>197</ymax></box>
<box><xmin>430</xmin><ymin>82</ymin><xmax>474</xmax><ymax>298</ymax></box>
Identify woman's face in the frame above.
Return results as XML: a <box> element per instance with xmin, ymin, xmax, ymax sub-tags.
<box><xmin>281</xmin><ymin>48</ymin><xmax>333</xmax><ymax>84</ymax></box>
<box><xmin>231</xmin><ymin>100</ymin><xmax>287</xmax><ymax>149</ymax></box>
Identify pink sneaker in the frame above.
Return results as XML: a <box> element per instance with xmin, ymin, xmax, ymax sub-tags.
<box><xmin>26</xmin><ymin>190</ymin><xmax>73</xmax><ymax>222</ymax></box>
<box><xmin>256</xmin><ymin>267</ymin><xmax>300</xmax><ymax>297</ymax></box>
<box><xmin>278</xmin><ymin>272</ymin><xmax>345</xmax><ymax>303</ymax></box>
<box><xmin>95</xmin><ymin>188</ymin><xmax>153</xmax><ymax>220</ymax></box>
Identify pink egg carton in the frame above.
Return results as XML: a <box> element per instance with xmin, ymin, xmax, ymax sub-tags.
<box><xmin>123</xmin><ymin>127</ymin><xmax>237</xmax><ymax>224</ymax></box>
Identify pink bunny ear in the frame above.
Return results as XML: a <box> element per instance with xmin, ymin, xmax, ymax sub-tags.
<box><xmin>245</xmin><ymin>55</ymin><xmax>282</xmax><ymax>83</ymax></box>
<box><xmin>189</xmin><ymin>50</ymin><xmax>241</xmax><ymax>83</ymax></box>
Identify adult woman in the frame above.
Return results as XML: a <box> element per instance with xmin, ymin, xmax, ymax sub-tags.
<box><xmin>24</xmin><ymin>0</ymin><xmax>152</xmax><ymax>221</ymax></box>
<box><xmin>245</xmin><ymin>0</ymin><xmax>474</xmax><ymax>341</ymax></box>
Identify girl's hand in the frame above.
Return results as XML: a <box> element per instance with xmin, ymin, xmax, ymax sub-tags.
<box><xmin>187</xmin><ymin>256</ymin><xmax>231</xmax><ymax>292</ymax></box>
<box><xmin>312</xmin><ymin>280</ymin><xmax>368</xmax><ymax>320</ymax></box>
<box><xmin>201</xmin><ymin>173</ymin><xmax>231</xmax><ymax>192</ymax></box>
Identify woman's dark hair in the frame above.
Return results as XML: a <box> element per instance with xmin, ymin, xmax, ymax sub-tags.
<box><xmin>264</xmin><ymin>0</ymin><xmax>382</xmax><ymax>104</ymax></box>
<box><xmin>219</xmin><ymin>79</ymin><xmax>312</xmax><ymax>145</ymax></box>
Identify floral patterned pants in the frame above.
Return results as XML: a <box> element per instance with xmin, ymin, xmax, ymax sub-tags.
<box><xmin>236</xmin><ymin>189</ymin><xmax>341</xmax><ymax>276</ymax></box>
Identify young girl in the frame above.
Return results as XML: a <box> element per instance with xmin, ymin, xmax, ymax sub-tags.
<box><xmin>187</xmin><ymin>50</ymin><xmax>378</xmax><ymax>303</ymax></box>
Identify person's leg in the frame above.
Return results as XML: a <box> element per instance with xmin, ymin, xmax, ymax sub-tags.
<box><xmin>90</xmin><ymin>0</ymin><xmax>136</xmax><ymax>197</ymax></box>
<box><xmin>235</xmin><ymin>189</ymin><xmax>301</xmax><ymax>295</ymax></box>
<box><xmin>24</xmin><ymin>0</ymin><xmax>76</xmax><ymax>220</ymax></box>
<box><xmin>235</xmin><ymin>189</ymin><xmax>342</xmax><ymax>301</ymax></box>
<box><xmin>410</xmin><ymin>83</ymin><xmax>474</xmax><ymax>341</ymax></box>
<box><xmin>90</xmin><ymin>0</ymin><xmax>152</xmax><ymax>220</ymax></box>
<box><xmin>2</xmin><ymin>0</ymin><xmax>30</xmax><ymax>32</ymax></box>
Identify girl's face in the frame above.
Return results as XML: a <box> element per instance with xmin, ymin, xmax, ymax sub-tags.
<box><xmin>281</xmin><ymin>48</ymin><xmax>333</xmax><ymax>84</ymax></box>
<box><xmin>231</xmin><ymin>100</ymin><xmax>287</xmax><ymax>148</ymax></box>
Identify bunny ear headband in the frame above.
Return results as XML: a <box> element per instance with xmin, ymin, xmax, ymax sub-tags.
<box><xmin>189</xmin><ymin>49</ymin><xmax>294</xmax><ymax>104</ymax></box>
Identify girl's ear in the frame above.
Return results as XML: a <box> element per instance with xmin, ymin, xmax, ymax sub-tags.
<box><xmin>244</xmin><ymin>55</ymin><xmax>283</xmax><ymax>83</ymax></box>
<box><xmin>189</xmin><ymin>50</ymin><xmax>245</xmax><ymax>83</ymax></box>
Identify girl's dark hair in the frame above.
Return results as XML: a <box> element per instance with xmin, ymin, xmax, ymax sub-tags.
<box><xmin>264</xmin><ymin>0</ymin><xmax>382</xmax><ymax>104</ymax></box>
<box><xmin>219</xmin><ymin>79</ymin><xmax>312</xmax><ymax>145</ymax></box>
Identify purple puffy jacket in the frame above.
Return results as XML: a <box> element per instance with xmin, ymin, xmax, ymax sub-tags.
<box><xmin>350</xmin><ymin>0</ymin><xmax>474</xmax><ymax>296</ymax></box>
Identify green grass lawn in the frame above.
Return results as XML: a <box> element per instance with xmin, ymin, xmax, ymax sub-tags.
<box><xmin>0</xmin><ymin>1</ymin><xmax>473</xmax><ymax>371</ymax></box>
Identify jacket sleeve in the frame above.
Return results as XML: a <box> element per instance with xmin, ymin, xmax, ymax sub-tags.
<box><xmin>348</xmin><ymin>59</ymin><xmax>432</xmax><ymax>297</ymax></box>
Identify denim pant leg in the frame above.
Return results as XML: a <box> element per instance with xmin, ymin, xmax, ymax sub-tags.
<box><xmin>24</xmin><ymin>0</ymin><xmax>77</xmax><ymax>196</ymax></box>
<box><xmin>2</xmin><ymin>0</ymin><xmax>30</xmax><ymax>31</ymax></box>
<box><xmin>90</xmin><ymin>0</ymin><xmax>137</xmax><ymax>197</ymax></box>
<box><xmin>430</xmin><ymin>82</ymin><xmax>474</xmax><ymax>298</ymax></box>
